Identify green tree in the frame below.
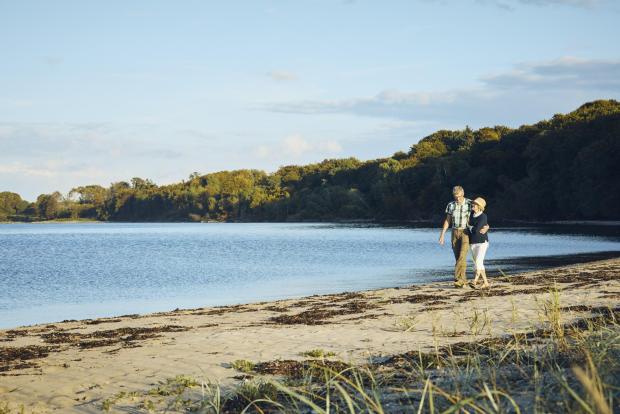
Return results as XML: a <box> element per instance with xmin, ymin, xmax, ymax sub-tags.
<box><xmin>35</xmin><ymin>192</ymin><xmax>62</xmax><ymax>220</ymax></box>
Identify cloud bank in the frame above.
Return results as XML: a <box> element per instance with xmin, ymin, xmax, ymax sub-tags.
<box><xmin>466</xmin><ymin>0</ymin><xmax>600</xmax><ymax>9</ymax></box>
<box><xmin>0</xmin><ymin>122</ymin><xmax>192</xmax><ymax>200</ymax></box>
<box><xmin>268</xmin><ymin>71</ymin><xmax>298</xmax><ymax>81</ymax></box>
<box><xmin>515</xmin><ymin>0</ymin><xmax>598</xmax><ymax>7</ymax></box>
<box><xmin>263</xmin><ymin>57</ymin><xmax>620</xmax><ymax>126</ymax></box>
<box><xmin>254</xmin><ymin>134</ymin><xmax>342</xmax><ymax>161</ymax></box>
<box><xmin>482</xmin><ymin>57</ymin><xmax>620</xmax><ymax>90</ymax></box>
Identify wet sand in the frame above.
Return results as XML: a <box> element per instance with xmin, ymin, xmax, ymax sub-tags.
<box><xmin>0</xmin><ymin>258</ymin><xmax>619</xmax><ymax>413</ymax></box>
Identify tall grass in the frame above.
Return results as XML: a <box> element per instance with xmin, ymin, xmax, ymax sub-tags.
<box><xmin>8</xmin><ymin>291</ymin><xmax>615</xmax><ymax>413</ymax></box>
<box><xmin>93</xmin><ymin>307</ymin><xmax>618</xmax><ymax>412</ymax></box>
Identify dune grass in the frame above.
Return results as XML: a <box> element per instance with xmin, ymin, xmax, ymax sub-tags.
<box><xmin>300</xmin><ymin>349</ymin><xmax>337</xmax><ymax>359</ymax></box>
<box><xmin>80</xmin><ymin>287</ymin><xmax>619</xmax><ymax>413</ymax></box>
<box><xmin>2</xmin><ymin>287</ymin><xmax>618</xmax><ymax>413</ymax></box>
<box><xmin>231</xmin><ymin>359</ymin><xmax>256</xmax><ymax>374</ymax></box>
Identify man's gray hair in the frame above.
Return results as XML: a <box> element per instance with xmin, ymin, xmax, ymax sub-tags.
<box><xmin>452</xmin><ymin>186</ymin><xmax>464</xmax><ymax>195</ymax></box>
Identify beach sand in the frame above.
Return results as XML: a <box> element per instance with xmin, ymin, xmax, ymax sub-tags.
<box><xmin>1</xmin><ymin>258</ymin><xmax>619</xmax><ymax>413</ymax></box>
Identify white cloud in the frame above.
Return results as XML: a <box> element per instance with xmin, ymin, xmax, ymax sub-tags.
<box><xmin>482</xmin><ymin>57</ymin><xmax>620</xmax><ymax>90</ymax></box>
<box><xmin>42</xmin><ymin>56</ymin><xmax>63</xmax><ymax>66</ymax></box>
<box><xmin>255</xmin><ymin>145</ymin><xmax>271</xmax><ymax>159</ymax></box>
<box><xmin>0</xmin><ymin>162</ymin><xmax>56</xmax><ymax>177</ymax></box>
<box><xmin>0</xmin><ymin>123</ymin><xmax>113</xmax><ymax>157</ymax></box>
<box><xmin>0</xmin><ymin>161</ymin><xmax>105</xmax><ymax>179</ymax></box>
<box><xmin>253</xmin><ymin>135</ymin><xmax>343</xmax><ymax>162</ymax></box>
<box><xmin>283</xmin><ymin>134</ymin><xmax>312</xmax><ymax>156</ymax></box>
<box><xmin>262</xmin><ymin>57</ymin><xmax>620</xmax><ymax>126</ymax></box>
<box><xmin>268</xmin><ymin>71</ymin><xmax>297</xmax><ymax>81</ymax></box>
<box><xmin>263</xmin><ymin>88</ymin><xmax>489</xmax><ymax>120</ymax></box>
<box><xmin>422</xmin><ymin>0</ymin><xmax>606</xmax><ymax>11</ymax></box>
<box><xmin>515</xmin><ymin>0</ymin><xmax>598</xmax><ymax>7</ymax></box>
<box><xmin>317</xmin><ymin>140</ymin><xmax>343</xmax><ymax>153</ymax></box>
<box><xmin>0</xmin><ymin>98</ymin><xmax>34</xmax><ymax>109</ymax></box>
<box><xmin>178</xmin><ymin>129</ymin><xmax>218</xmax><ymax>142</ymax></box>
<box><xmin>445</xmin><ymin>0</ymin><xmax>601</xmax><ymax>9</ymax></box>
<box><xmin>0</xmin><ymin>122</ymin><xmax>196</xmax><ymax>199</ymax></box>
<box><xmin>0</xmin><ymin>122</ymin><xmax>186</xmax><ymax>160</ymax></box>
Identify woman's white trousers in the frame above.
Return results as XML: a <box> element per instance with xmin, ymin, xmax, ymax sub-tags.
<box><xmin>470</xmin><ymin>241</ymin><xmax>489</xmax><ymax>272</ymax></box>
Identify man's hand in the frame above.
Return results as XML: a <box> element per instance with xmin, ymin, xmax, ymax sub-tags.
<box><xmin>439</xmin><ymin>214</ymin><xmax>450</xmax><ymax>245</ymax></box>
<box><xmin>480</xmin><ymin>224</ymin><xmax>490</xmax><ymax>234</ymax></box>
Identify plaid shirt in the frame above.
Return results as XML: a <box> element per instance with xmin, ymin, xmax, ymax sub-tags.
<box><xmin>445</xmin><ymin>198</ymin><xmax>472</xmax><ymax>229</ymax></box>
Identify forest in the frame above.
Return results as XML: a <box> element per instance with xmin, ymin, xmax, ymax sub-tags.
<box><xmin>1</xmin><ymin>99</ymin><xmax>619</xmax><ymax>223</ymax></box>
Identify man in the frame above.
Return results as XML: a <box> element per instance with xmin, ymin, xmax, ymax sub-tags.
<box><xmin>438</xmin><ymin>186</ymin><xmax>487</xmax><ymax>288</ymax></box>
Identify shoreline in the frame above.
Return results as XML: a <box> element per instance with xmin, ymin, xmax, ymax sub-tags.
<box><xmin>3</xmin><ymin>250</ymin><xmax>619</xmax><ymax>331</ymax></box>
<box><xmin>2</xmin><ymin>219</ymin><xmax>620</xmax><ymax>226</ymax></box>
<box><xmin>1</xmin><ymin>258</ymin><xmax>619</xmax><ymax>412</ymax></box>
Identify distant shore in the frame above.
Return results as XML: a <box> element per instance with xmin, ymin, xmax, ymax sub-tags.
<box><xmin>1</xmin><ymin>258</ymin><xmax>618</xmax><ymax>412</ymax></box>
<box><xmin>0</xmin><ymin>218</ymin><xmax>99</xmax><ymax>224</ymax></box>
<box><xmin>501</xmin><ymin>219</ymin><xmax>620</xmax><ymax>226</ymax></box>
<box><xmin>2</xmin><ymin>218</ymin><xmax>620</xmax><ymax>226</ymax></box>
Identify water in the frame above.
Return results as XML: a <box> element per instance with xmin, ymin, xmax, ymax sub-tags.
<box><xmin>1</xmin><ymin>222</ymin><xmax>619</xmax><ymax>328</ymax></box>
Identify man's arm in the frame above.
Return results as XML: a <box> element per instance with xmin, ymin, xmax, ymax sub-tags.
<box><xmin>471</xmin><ymin>214</ymin><xmax>488</xmax><ymax>235</ymax></box>
<box><xmin>439</xmin><ymin>214</ymin><xmax>451</xmax><ymax>245</ymax></box>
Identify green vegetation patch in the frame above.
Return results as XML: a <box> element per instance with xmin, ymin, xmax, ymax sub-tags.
<box><xmin>231</xmin><ymin>359</ymin><xmax>255</xmax><ymax>373</ymax></box>
<box><xmin>300</xmin><ymin>349</ymin><xmax>337</xmax><ymax>358</ymax></box>
<box><xmin>5</xmin><ymin>99</ymin><xmax>620</xmax><ymax>223</ymax></box>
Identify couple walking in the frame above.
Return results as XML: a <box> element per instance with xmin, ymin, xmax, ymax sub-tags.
<box><xmin>438</xmin><ymin>186</ymin><xmax>490</xmax><ymax>289</ymax></box>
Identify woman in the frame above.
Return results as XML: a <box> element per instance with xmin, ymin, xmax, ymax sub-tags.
<box><xmin>467</xmin><ymin>197</ymin><xmax>490</xmax><ymax>289</ymax></box>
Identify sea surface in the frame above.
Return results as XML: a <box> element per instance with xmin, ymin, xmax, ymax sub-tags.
<box><xmin>1</xmin><ymin>222</ymin><xmax>619</xmax><ymax>328</ymax></box>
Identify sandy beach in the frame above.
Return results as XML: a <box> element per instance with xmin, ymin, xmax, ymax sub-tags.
<box><xmin>1</xmin><ymin>258</ymin><xmax>619</xmax><ymax>413</ymax></box>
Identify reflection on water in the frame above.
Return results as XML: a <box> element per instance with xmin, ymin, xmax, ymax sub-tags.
<box><xmin>0</xmin><ymin>222</ymin><xmax>618</xmax><ymax>328</ymax></box>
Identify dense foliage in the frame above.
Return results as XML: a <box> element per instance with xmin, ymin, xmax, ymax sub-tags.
<box><xmin>4</xmin><ymin>100</ymin><xmax>620</xmax><ymax>222</ymax></box>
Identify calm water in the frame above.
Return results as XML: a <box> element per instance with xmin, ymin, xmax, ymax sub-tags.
<box><xmin>1</xmin><ymin>222</ymin><xmax>619</xmax><ymax>328</ymax></box>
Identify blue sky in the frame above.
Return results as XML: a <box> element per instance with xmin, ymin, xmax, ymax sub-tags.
<box><xmin>1</xmin><ymin>0</ymin><xmax>619</xmax><ymax>201</ymax></box>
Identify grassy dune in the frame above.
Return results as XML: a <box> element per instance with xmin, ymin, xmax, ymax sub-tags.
<box><xmin>87</xmin><ymin>300</ymin><xmax>619</xmax><ymax>413</ymax></box>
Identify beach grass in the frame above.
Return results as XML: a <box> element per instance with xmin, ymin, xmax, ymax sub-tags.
<box><xmin>231</xmin><ymin>359</ymin><xmax>256</xmax><ymax>373</ymax></box>
<box><xmin>82</xmin><ymin>289</ymin><xmax>620</xmax><ymax>413</ymax></box>
<box><xmin>300</xmin><ymin>349</ymin><xmax>337</xmax><ymax>359</ymax></box>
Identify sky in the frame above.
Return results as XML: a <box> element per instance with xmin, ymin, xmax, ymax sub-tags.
<box><xmin>1</xmin><ymin>0</ymin><xmax>619</xmax><ymax>201</ymax></box>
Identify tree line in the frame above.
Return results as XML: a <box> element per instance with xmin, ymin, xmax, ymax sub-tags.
<box><xmin>2</xmin><ymin>99</ymin><xmax>619</xmax><ymax>223</ymax></box>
